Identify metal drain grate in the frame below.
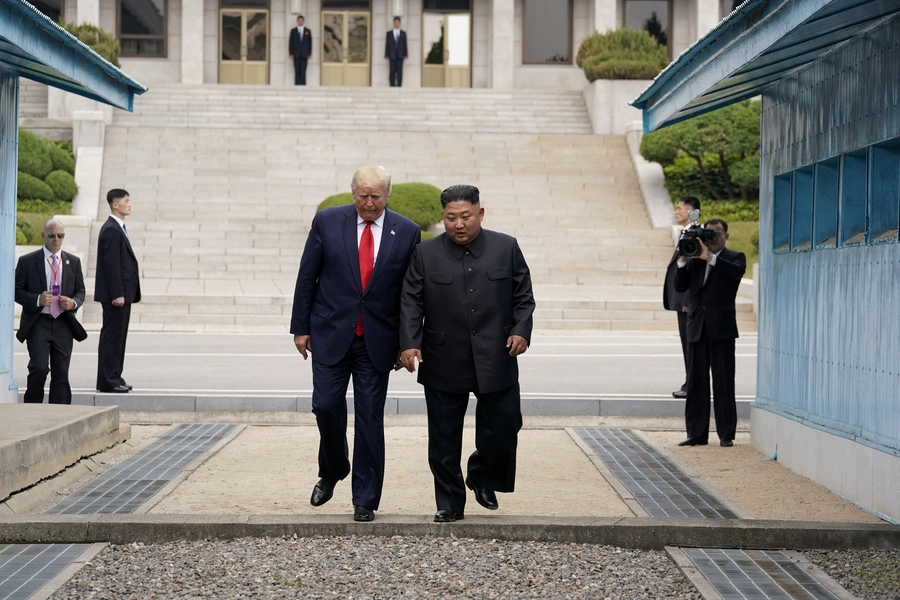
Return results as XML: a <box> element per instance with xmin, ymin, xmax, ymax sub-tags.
<box><xmin>46</xmin><ymin>423</ymin><xmax>236</xmax><ymax>515</ymax></box>
<box><xmin>0</xmin><ymin>543</ymin><xmax>91</xmax><ymax>600</ymax></box>
<box><xmin>681</xmin><ymin>548</ymin><xmax>844</xmax><ymax>599</ymax></box>
<box><xmin>575</xmin><ymin>427</ymin><xmax>739</xmax><ymax>519</ymax></box>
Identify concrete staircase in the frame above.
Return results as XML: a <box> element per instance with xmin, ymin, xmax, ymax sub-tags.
<box><xmin>82</xmin><ymin>84</ymin><xmax>754</xmax><ymax>332</ymax></box>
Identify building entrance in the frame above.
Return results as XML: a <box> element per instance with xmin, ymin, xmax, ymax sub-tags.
<box><xmin>219</xmin><ymin>9</ymin><xmax>269</xmax><ymax>84</ymax></box>
<box><xmin>321</xmin><ymin>11</ymin><xmax>371</xmax><ymax>86</ymax></box>
<box><xmin>422</xmin><ymin>12</ymin><xmax>470</xmax><ymax>88</ymax></box>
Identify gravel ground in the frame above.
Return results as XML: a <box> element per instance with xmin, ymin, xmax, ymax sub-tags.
<box><xmin>53</xmin><ymin>536</ymin><xmax>700</xmax><ymax>599</ymax></box>
<box><xmin>805</xmin><ymin>549</ymin><xmax>900</xmax><ymax>600</ymax></box>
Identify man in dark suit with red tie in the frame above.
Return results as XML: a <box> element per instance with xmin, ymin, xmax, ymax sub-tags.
<box><xmin>385</xmin><ymin>17</ymin><xmax>408</xmax><ymax>86</ymax></box>
<box><xmin>674</xmin><ymin>218</ymin><xmax>746</xmax><ymax>448</ymax></box>
<box><xmin>15</xmin><ymin>219</ymin><xmax>87</xmax><ymax>404</ymax></box>
<box><xmin>289</xmin><ymin>15</ymin><xmax>313</xmax><ymax>85</ymax></box>
<box><xmin>291</xmin><ymin>166</ymin><xmax>420</xmax><ymax>522</ymax></box>
<box><xmin>94</xmin><ymin>189</ymin><xmax>141</xmax><ymax>394</ymax></box>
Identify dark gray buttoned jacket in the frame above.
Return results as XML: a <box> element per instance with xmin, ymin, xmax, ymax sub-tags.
<box><xmin>400</xmin><ymin>229</ymin><xmax>535</xmax><ymax>394</ymax></box>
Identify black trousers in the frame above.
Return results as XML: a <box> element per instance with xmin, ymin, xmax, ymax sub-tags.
<box><xmin>677</xmin><ymin>309</ymin><xmax>688</xmax><ymax>390</ymax></box>
<box><xmin>24</xmin><ymin>315</ymin><xmax>73</xmax><ymax>404</ymax></box>
<box><xmin>97</xmin><ymin>303</ymin><xmax>131</xmax><ymax>391</ymax></box>
<box><xmin>424</xmin><ymin>383</ymin><xmax>522</xmax><ymax>513</ymax></box>
<box><xmin>311</xmin><ymin>334</ymin><xmax>390</xmax><ymax>511</ymax></box>
<box><xmin>389</xmin><ymin>58</ymin><xmax>403</xmax><ymax>86</ymax></box>
<box><xmin>685</xmin><ymin>329</ymin><xmax>737</xmax><ymax>442</ymax></box>
<box><xmin>293</xmin><ymin>56</ymin><xmax>308</xmax><ymax>85</ymax></box>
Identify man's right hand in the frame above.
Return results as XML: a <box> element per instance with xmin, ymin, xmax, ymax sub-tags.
<box><xmin>294</xmin><ymin>334</ymin><xmax>312</xmax><ymax>360</ymax></box>
<box><xmin>39</xmin><ymin>291</ymin><xmax>52</xmax><ymax>307</ymax></box>
<box><xmin>400</xmin><ymin>349</ymin><xmax>422</xmax><ymax>373</ymax></box>
<box><xmin>112</xmin><ymin>297</ymin><xmax>125</xmax><ymax>307</ymax></box>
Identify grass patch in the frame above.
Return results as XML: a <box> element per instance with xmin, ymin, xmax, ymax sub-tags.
<box><xmin>726</xmin><ymin>220</ymin><xmax>759</xmax><ymax>266</ymax></box>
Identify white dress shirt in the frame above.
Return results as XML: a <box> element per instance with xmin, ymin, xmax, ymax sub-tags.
<box><xmin>40</xmin><ymin>246</ymin><xmax>76</xmax><ymax>312</ymax></box>
<box><xmin>357</xmin><ymin>212</ymin><xmax>386</xmax><ymax>265</ymax></box>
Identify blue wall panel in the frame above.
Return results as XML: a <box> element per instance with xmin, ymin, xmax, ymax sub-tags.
<box><xmin>759</xmin><ymin>15</ymin><xmax>900</xmax><ymax>454</ymax></box>
<box><xmin>0</xmin><ymin>70</ymin><xmax>18</xmax><ymax>396</ymax></box>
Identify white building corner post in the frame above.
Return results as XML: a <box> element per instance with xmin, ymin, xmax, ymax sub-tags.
<box><xmin>182</xmin><ymin>0</ymin><xmax>205</xmax><ymax>84</ymax></box>
<box><xmin>490</xmin><ymin>0</ymin><xmax>514</xmax><ymax>89</ymax></box>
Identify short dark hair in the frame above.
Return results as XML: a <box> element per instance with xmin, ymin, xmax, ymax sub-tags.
<box><xmin>704</xmin><ymin>218</ymin><xmax>728</xmax><ymax>233</ymax></box>
<box><xmin>107</xmin><ymin>189</ymin><xmax>129</xmax><ymax>205</ymax></box>
<box><xmin>297</xmin><ymin>14</ymin><xmax>304</xmax><ymax>20</ymax></box>
<box><xmin>679</xmin><ymin>196</ymin><xmax>701</xmax><ymax>211</ymax></box>
<box><xmin>440</xmin><ymin>184</ymin><xmax>479</xmax><ymax>207</ymax></box>
<box><xmin>393</xmin><ymin>16</ymin><xmax>401</xmax><ymax>22</ymax></box>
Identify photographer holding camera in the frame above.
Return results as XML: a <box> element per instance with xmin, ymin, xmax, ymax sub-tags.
<box><xmin>674</xmin><ymin>217</ymin><xmax>746</xmax><ymax>448</ymax></box>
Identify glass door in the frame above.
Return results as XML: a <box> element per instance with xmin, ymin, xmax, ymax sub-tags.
<box><xmin>322</xmin><ymin>10</ymin><xmax>371</xmax><ymax>86</ymax></box>
<box><xmin>219</xmin><ymin>9</ymin><xmax>269</xmax><ymax>84</ymax></box>
<box><xmin>422</xmin><ymin>12</ymin><xmax>470</xmax><ymax>88</ymax></box>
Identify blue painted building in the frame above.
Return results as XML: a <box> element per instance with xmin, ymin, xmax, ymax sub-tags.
<box><xmin>634</xmin><ymin>0</ymin><xmax>900</xmax><ymax>522</ymax></box>
<box><xmin>1</xmin><ymin>0</ymin><xmax>145</xmax><ymax>402</ymax></box>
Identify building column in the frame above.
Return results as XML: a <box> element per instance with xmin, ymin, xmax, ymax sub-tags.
<box><xmin>490</xmin><ymin>0</ymin><xmax>514</xmax><ymax>89</ymax></box>
<box><xmin>0</xmin><ymin>70</ymin><xmax>19</xmax><ymax>403</ymax></box>
<box><xmin>695</xmin><ymin>0</ymin><xmax>720</xmax><ymax>39</ymax></box>
<box><xmin>593</xmin><ymin>0</ymin><xmax>617</xmax><ymax>34</ymax></box>
<box><xmin>182</xmin><ymin>0</ymin><xmax>204</xmax><ymax>84</ymax></box>
<box><xmin>76</xmin><ymin>0</ymin><xmax>99</xmax><ymax>25</ymax></box>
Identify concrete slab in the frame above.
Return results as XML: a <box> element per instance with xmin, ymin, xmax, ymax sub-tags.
<box><xmin>0</xmin><ymin>405</ymin><xmax>126</xmax><ymax>502</ymax></box>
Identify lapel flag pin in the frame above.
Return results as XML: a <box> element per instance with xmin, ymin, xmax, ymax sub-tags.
<box><xmin>390</xmin><ymin>230</ymin><xmax>396</xmax><ymax>236</ymax></box>
<box><xmin>66</xmin><ymin>260</ymin><xmax>70</xmax><ymax>265</ymax></box>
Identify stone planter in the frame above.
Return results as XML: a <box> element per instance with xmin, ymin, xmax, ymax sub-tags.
<box><xmin>583</xmin><ymin>78</ymin><xmax>652</xmax><ymax>135</ymax></box>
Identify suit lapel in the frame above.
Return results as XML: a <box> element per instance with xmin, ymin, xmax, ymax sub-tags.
<box><xmin>366</xmin><ymin>211</ymin><xmax>396</xmax><ymax>292</ymax></box>
<box><xmin>343</xmin><ymin>207</ymin><xmax>363</xmax><ymax>295</ymax></box>
<box><xmin>60</xmin><ymin>251</ymin><xmax>71</xmax><ymax>294</ymax></box>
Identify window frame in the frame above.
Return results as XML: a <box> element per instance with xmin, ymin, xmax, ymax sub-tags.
<box><xmin>623</xmin><ymin>0</ymin><xmax>673</xmax><ymax>60</ymax></box>
<box><xmin>521</xmin><ymin>0</ymin><xmax>574</xmax><ymax>66</ymax></box>
<box><xmin>117</xmin><ymin>0</ymin><xmax>169</xmax><ymax>59</ymax></box>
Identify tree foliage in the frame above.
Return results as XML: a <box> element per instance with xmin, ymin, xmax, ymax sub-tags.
<box><xmin>59</xmin><ymin>19</ymin><xmax>120</xmax><ymax>67</ymax></box>
<box><xmin>640</xmin><ymin>100</ymin><xmax>761</xmax><ymax>201</ymax></box>
<box><xmin>576</xmin><ymin>28</ymin><xmax>668</xmax><ymax>81</ymax></box>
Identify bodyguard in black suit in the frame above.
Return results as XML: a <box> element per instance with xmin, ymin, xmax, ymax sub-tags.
<box><xmin>289</xmin><ymin>15</ymin><xmax>313</xmax><ymax>85</ymax></box>
<box><xmin>400</xmin><ymin>185</ymin><xmax>535</xmax><ymax>523</ymax></box>
<box><xmin>14</xmin><ymin>220</ymin><xmax>87</xmax><ymax>404</ymax></box>
<box><xmin>663</xmin><ymin>197</ymin><xmax>700</xmax><ymax>399</ymax></box>
<box><xmin>674</xmin><ymin>218</ymin><xmax>746</xmax><ymax>447</ymax></box>
<box><xmin>94</xmin><ymin>189</ymin><xmax>141</xmax><ymax>393</ymax></box>
<box><xmin>385</xmin><ymin>17</ymin><xmax>408</xmax><ymax>86</ymax></box>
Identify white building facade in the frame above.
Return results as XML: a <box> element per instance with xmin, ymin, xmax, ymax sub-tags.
<box><xmin>31</xmin><ymin>0</ymin><xmax>734</xmax><ymax>90</ymax></box>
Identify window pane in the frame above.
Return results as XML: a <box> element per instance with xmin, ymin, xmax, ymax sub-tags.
<box><xmin>348</xmin><ymin>14</ymin><xmax>369</xmax><ymax>63</ymax></box>
<box><xmin>322</xmin><ymin>13</ymin><xmax>344</xmax><ymax>63</ymax></box>
<box><xmin>791</xmin><ymin>167</ymin><xmax>813</xmax><ymax>251</ymax></box>
<box><xmin>625</xmin><ymin>0</ymin><xmax>669</xmax><ymax>48</ymax></box>
<box><xmin>247</xmin><ymin>12</ymin><xmax>268</xmax><ymax>61</ymax></box>
<box><xmin>121</xmin><ymin>0</ymin><xmax>165</xmax><ymax>36</ymax></box>
<box><xmin>446</xmin><ymin>14</ymin><xmax>469</xmax><ymax>66</ymax></box>
<box><xmin>121</xmin><ymin>38</ymin><xmax>165</xmax><ymax>57</ymax></box>
<box><xmin>31</xmin><ymin>0</ymin><xmax>62</xmax><ymax>22</ymax></box>
<box><xmin>221</xmin><ymin>13</ymin><xmax>241</xmax><ymax>60</ymax></box>
<box><xmin>523</xmin><ymin>0</ymin><xmax>570</xmax><ymax>63</ymax></box>
<box><xmin>423</xmin><ymin>0</ymin><xmax>470</xmax><ymax>10</ymax></box>
<box><xmin>867</xmin><ymin>141</ymin><xmax>900</xmax><ymax>244</ymax></box>
<box><xmin>772</xmin><ymin>173</ymin><xmax>792</xmax><ymax>252</ymax></box>
<box><xmin>423</xmin><ymin>13</ymin><xmax>444</xmax><ymax>65</ymax></box>
<box><xmin>322</xmin><ymin>0</ymin><xmax>370</xmax><ymax>8</ymax></box>
<box><xmin>840</xmin><ymin>150</ymin><xmax>867</xmax><ymax>246</ymax></box>
<box><xmin>813</xmin><ymin>158</ymin><xmax>839</xmax><ymax>248</ymax></box>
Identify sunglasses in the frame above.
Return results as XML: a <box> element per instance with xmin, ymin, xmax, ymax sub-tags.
<box><xmin>45</xmin><ymin>233</ymin><xmax>65</xmax><ymax>239</ymax></box>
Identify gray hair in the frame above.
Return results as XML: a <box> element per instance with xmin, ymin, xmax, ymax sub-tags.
<box><xmin>351</xmin><ymin>166</ymin><xmax>392</xmax><ymax>197</ymax></box>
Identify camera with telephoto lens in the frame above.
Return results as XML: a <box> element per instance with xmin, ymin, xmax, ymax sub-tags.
<box><xmin>678</xmin><ymin>209</ymin><xmax>716</xmax><ymax>257</ymax></box>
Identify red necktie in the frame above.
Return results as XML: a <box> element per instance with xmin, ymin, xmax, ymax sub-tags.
<box><xmin>356</xmin><ymin>221</ymin><xmax>374</xmax><ymax>336</ymax></box>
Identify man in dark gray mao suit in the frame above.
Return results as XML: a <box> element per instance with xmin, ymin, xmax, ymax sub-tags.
<box><xmin>400</xmin><ymin>184</ymin><xmax>535</xmax><ymax>523</ymax></box>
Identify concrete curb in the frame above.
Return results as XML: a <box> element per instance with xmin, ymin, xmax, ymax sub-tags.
<box><xmin>1</xmin><ymin>515</ymin><xmax>897</xmax><ymax>550</ymax></box>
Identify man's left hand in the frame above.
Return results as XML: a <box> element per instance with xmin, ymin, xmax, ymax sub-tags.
<box><xmin>506</xmin><ymin>335</ymin><xmax>528</xmax><ymax>356</ymax></box>
<box><xmin>58</xmin><ymin>296</ymin><xmax>76</xmax><ymax>311</ymax></box>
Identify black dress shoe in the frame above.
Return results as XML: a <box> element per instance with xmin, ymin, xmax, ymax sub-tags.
<box><xmin>122</xmin><ymin>384</ymin><xmax>133</xmax><ymax>391</ymax></box>
<box><xmin>100</xmin><ymin>385</ymin><xmax>130</xmax><ymax>393</ymax></box>
<box><xmin>672</xmin><ymin>390</ymin><xmax>687</xmax><ymax>398</ymax></box>
<box><xmin>720</xmin><ymin>439</ymin><xmax>734</xmax><ymax>447</ymax></box>
<box><xmin>465</xmin><ymin>476</ymin><xmax>498</xmax><ymax>510</ymax></box>
<box><xmin>677</xmin><ymin>437</ymin><xmax>709</xmax><ymax>447</ymax></box>
<box><xmin>310</xmin><ymin>478</ymin><xmax>337</xmax><ymax>507</ymax></box>
<box><xmin>434</xmin><ymin>510</ymin><xmax>464</xmax><ymax>523</ymax></box>
<box><xmin>353</xmin><ymin>506</ymin><xmax>374</xmax><ymax>522</ymax></box>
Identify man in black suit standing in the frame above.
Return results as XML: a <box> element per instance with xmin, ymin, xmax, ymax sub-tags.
<box><xmin>674</xmin><ymin>218</ymin><xmax>746</xmax><ymax>448</ymax></box>
<box><xmin>400</xmin><ymin>184</ymin><xmax>535</xmax><ymax>523</ymax></box>
<box><xmin>289</xmin><ymin>15</ymin><xmax>312</xmax><ymax>85</ymax></box>
<box><xmin>14</xmin><ymin>219</ymin><xmax>87</xmax><ymax>404</ymax></box>
<box><xmin>664</xmin><ymin>196</ymin><xmax>699</xmax><ymax>399</ymax></box>
<box><xmin>385</xmin><ymin>17</ymin><xmax>408</xmax><ymax>87</ymax></box>
<box><xmin>95</xmin><ymin>189</ymin><xmax>141</xmax><ymax>394</ymax></box>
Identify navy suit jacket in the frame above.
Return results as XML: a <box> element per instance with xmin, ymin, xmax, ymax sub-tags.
<box><xmin>289</xmin><ymin>27</ymin><xmax>312</xmax><ymax>58</ymax></box>
<box><xmin>15</xmin><ymin>248</ymin><xmax>87</xmax><ymax>342</ymax></box>
<box><xmin>674</xmin><ymin>247</ymin><xmax>746</xmax><ymax>342</ymax></box>
<box><xmin>385</xmin><ymin>29</ymin><xmax>408</xmax><ymax>59</ymax></box>
<box><xmin>291</xmin><ymin>204</ymin><xmax>420</xmax><ymax>372</ymax></box>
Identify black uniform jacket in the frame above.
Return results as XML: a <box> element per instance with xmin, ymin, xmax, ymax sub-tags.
<box><xmin>400</xmin><ymin>229</ymin><xmax>535</xmax><ymax>394</ymax></box>
<box><xmin>15</xmin><ymin>248</ymin><xmax>87</xmax><ymax>342</ymax></box>
<box><xmin>674</xmin><ymin>247</ymin><xmax>746</xmax><ymax>342</ymax></box>
<box><xmin>94</xmin><ymin>217</ymin><xmax>141</xmax><ymax>305</ymax></box>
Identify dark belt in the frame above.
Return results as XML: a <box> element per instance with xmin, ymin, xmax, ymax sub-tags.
<box><xmin>38</xmin><ymin>313</ymin><xmax>56</xmax><ymax>319</ymax></box>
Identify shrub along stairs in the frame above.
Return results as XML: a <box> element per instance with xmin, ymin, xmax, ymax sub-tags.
<box><xmin>80</xmin><ymin>84</ymin><xmax>755</xmax><ymax>332</ymax></box>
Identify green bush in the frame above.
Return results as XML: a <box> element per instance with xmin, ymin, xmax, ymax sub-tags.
<box><xmin>16</xmin><ymin>215</ymin><xmax>35</xmax><ymax>242</ymax></box>
<box><xmin>316</xmin><ymin>182</ymin><xmax>443</xmax><ymax>231</ymax></box>
<box><xmin>680</xmin><ymin>199</ymin><xmax>759</xmax><ymax>223</ymax></box>
<box><xmin>18</xmin><ymin>131</ymin><xmax>53</xmax><ymax>179</ymax></box>
<box><xmin>16</xmin><ymin>228</ymin><xmax>27</xmax><ymax>245</ymax></box>
<box><xmin>576</xmin><ymin>29</ymin><xmax>668</xmax><ymax>82</ymax></box>
<box><xmin>48</xmin><ymin>143</ymin><xmax>75</xmax><ymax>174</ymax></box>
<box><xmin>750</xmin><ymin>228</ymin><xmax>760</xmax><ymax>250</ymax></box>
<box><xmin>17</xmin><ymin>171</ymin><xmax>54</xmax><ymax>201</ymax></box>
<box><xmin>44</xmin><ymin>170</ymin><xmax>78</xmax><ymax>202</ymax></box>
<box><xmin>17</xmin><ymin>199</ymin><xmax>73</xmax><ymax>214</ymax></box>
<box><xmin>59</xmin><ymin>20</ymin><xmax>120</xmax><ymax>67</ymax></box>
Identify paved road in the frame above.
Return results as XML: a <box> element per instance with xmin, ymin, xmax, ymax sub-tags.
<box><xmin>11</xmin><ymin>330</ymin><xmax>757</xmax><ymax>401</ymax></box>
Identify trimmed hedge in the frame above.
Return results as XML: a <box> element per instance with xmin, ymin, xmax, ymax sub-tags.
<box><xmin>677</xmin><ymin>198</ymin><xmax>759</xmax><ymax>223</ymax></box>
<box><xmin>45</xmin><ymin>170</ymin><xmax>78</xmax><ymax>202</ymax></box>
<box><xmin>48</xmin><ymin>143</ymin><xmax>76</xmax><ymax>174</ymax></box>
<box><xmin>576</xmin><ymin>29</ymin><xmax>668</xmax><ymax>82</ymax></box>
<box><xmin>16</xmin><ymin>215</ymin><xmax>35</xmax><ymax>243</ymax></box>
<box><xmin>18</xmin><ymin>131</ymin><xmax>53</xmax><ymax>179</ymax></box>
<box><xmin>17</xmin><ymin>199</ymin><xmax>73</xmax><ymax>214</ymax></box>
<box><xmin>317</xmin><ymin>182</ymin><xmax>443</xmax><ymax>232</ymax></box>
<box><xmin>17</xmin><ymin>171</ymin><xmax>54</xmax><ymax>201</ymax></box>
<box><xmin>60</xmin><ymin>20</ymin><xmax>120</xmax><ymax>67</ymax></box>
